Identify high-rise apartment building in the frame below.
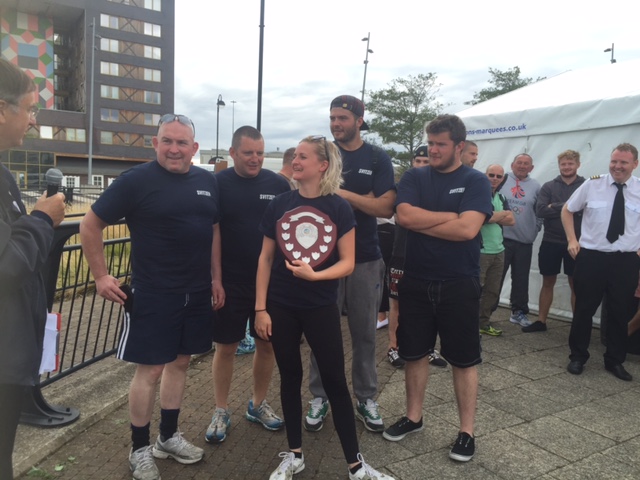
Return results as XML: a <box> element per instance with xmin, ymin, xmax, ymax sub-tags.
<box><xmin>0</xmin><ymin>0</ymin><xmax>174</xmax><ymax>190</ymax></box>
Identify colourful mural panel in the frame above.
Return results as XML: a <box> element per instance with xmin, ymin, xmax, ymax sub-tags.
<box><xmin>0</xmin><ymin>10</ymin><xmax>55</xmax><ymax>108</ymax></box>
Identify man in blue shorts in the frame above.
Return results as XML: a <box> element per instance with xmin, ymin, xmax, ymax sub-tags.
<box><xmin>205</xmin><ymin>126</ymin><xmax>290</xmax><ymax>444</ymax></box>
<box><xmin>383</xmin><ymin>115</ymin><xmax>492</xmax><ymax>463</ymax></box>
<box><xmin>305</xmin><ymin>95</ymin><xmax>396</xmax><ymax>434</ymax></box>
<box><xmin>81</xmin><ymin>115</ymin><xmax>219</xmax><ymax>480</ymax></box>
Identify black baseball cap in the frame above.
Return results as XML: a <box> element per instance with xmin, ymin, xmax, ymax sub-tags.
<box><xmin>330</xmin><ymin>95</ymin><xmax>370</xmax><ymax>131</ymax></box>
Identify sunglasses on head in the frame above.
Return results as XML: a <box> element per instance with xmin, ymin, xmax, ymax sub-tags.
<box><xmin>158</xmin><ymin>114</ymin><xmax>195</xmax><ymax>135</ymax></box>
<box><xmin>310</xmin><ymin>135</ymin><xmax>330</xmax><ymax>161</ymax></box>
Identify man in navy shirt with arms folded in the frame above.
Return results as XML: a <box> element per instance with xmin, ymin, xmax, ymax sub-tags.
<box><xmin>383</xmin><ymin>115</ymin><xmax>492</xmax><ymax>463</ymax></box>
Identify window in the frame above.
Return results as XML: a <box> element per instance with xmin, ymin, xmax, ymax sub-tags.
<box><xmin>100</xmin><ymin>131</ymin><xmax>114</xmax><ymax>144</ymax></box>
<box><xmin>144</xmin><ymin>113</ymin><xmax>161</xmax><ymax>126</ymax></box>
<box><xmin>144</xmin><ymin>135</ymin><xmax>154</xmax><ymax>147</ymax></box>
<box><xmin>66</xmin><ymin>129</ymin><xmax>86</xmax><ymax>142</ymax></box>
<box><xmin>100</xmin><ymin>14</ymin><xmax>119</xmax><ymax>29</ymax></box>
<box><xmin>143</xmin><ymin>45</ymin><xmax>161</xmax><ymax>60</ymax></box>
<box><xmin>100</xmin><ymin>38</ymin><xmax>120</xmax><ymax>53</ymax></box>
<box><xmin>143</xmin><ymin>68</ymin><xmax>161</xmax><ymax>82</ymax></box>
<box><xmin>144</xmin><ymin>90</ymin><xmax>161</xmax><ymax>104</ymax></box>
<box><xmin>101</xmin><ymin>108</ymin><xmax>119</xmax><ymax>122</ymax></box>
<box><xmin>144</xmin><ymin>0</ymin><xmax>162</xmax><ymax>11</ymax></box>
<box><xmin>100</xmin><ymin>62</ymin><xmax>119</xmax><ymax>76</ymax></box>
<box><xmin>92</xmin><ymin>175</ymin><xmax>104</xmax><ymax>188</ymax></box>
<box><xmin>40</xmin><ymin>126</ymin><xmax>53</xmax><ymax>139</ymax></box>
<box><xmin>64</xmin><ymin>176</ymin><xmax>79</xmax><ymax>188</ymax></box>
<box><xmin>143</xmin><ymin>22</ymin><xmax>161</xmax><ymax>37</ymax></box>
<box><xmin>101</xmin><ymin>85</ymin><xmax>120</xmax><ymax>100</ymax></box>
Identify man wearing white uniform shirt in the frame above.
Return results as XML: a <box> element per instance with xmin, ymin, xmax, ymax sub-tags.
<box><xmin>562</xmin><ymin>143</ymin><xmax>640</xmax><ymax>381</ymax></box>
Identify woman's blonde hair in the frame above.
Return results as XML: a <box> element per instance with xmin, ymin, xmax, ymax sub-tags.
<box><xmin>299</xmin><ymin>136</ymin><xmax>344</xmax><ymax>196</ymax></box>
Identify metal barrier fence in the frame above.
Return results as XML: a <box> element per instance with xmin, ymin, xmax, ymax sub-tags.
<box><xmin>21</xmin><ymin>217</ymin><xmax>132</xmax><ymax>427</ymax></box>
<box><xmin>20</xmin><ymin>186</ymin><xmax>104</xmax><ymax>213</ymax></box>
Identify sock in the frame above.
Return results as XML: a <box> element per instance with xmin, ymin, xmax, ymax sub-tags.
<box><xmin>131</xmin><ymin>423</ymin><xmax>150</xmax><ymax>452</ymax></box>
<box><xmin>349</xmin><ymin>463</ymin><xmax>362</xmax><ymax>474</ymax></box>
<box><xmin>159</xmin><ymin>408</ymin><xmax>180</xmax><ymax>441</ymax></box>
<box><xmin>293</xmin><ymin>451</ymin><xmax>303</xmax><ymax>459</ymax></box>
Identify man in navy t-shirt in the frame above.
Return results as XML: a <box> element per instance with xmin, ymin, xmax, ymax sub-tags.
<box><xmin>81</xmin><ymin>115</ymin><xmax>218</xmax><ymax>479</ymax></box>
<box><xmin>205</xmin><ymin>126</ymin><xmax>290</xmax><ymax>444</ymax></box>
<box><xmin>383</xmin><ymin>115</ymin><xmax>491</xmax><ymax>464</ymax></box>
<box><xmin>305</xmin><ymin>95</ymin><xmax>396</xmax><ymax>434</ymax></box>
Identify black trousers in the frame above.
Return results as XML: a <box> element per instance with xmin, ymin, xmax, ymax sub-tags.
<box><xmin>268</xmin><ymin>303</ymin><xmax>359</xmax><ymax>464</ymax></box>
<box><xmin>0</xmin><ymin>384</ymin><xmax>25</xmax><ymax>480</ymax></box>
<box><xmin>569</xmin><ymin>249</ymin><xmax>640</xmax><ymax>366</ymax></box>
<box><xmin>501</xmin><ymin>239</ymin><xmax>533</xmax><ymax>314</ymax></box>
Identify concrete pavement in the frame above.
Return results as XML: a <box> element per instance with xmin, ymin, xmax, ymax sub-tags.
<box><xmin>14</xmin><ymin>307</ymin><xmax>640</xmax><ymax>479</ymax></box>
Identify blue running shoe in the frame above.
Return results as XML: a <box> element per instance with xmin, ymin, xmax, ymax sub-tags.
<box><xmin>205</xmin><ymin>407</ymin><xmax>231</xmax><ymax>443</ymax></box>
<box><xmin>246</xmin><ymin>399</ymin><xmax>284</xmax><ymax>431</ymax></box>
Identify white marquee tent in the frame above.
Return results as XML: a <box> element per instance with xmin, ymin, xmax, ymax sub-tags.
<box><xmin>456</xmin><ymin>60</ymin><xmax>640</xmax><ymax>320</ymax></box>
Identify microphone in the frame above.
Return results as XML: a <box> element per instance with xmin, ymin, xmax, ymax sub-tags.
<box><xmin>45</xmin><ymin>168</ymin><xmax>63</xmax><ymax>197</ymax></box>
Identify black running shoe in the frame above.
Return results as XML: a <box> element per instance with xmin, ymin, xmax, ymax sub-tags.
<box><xmin>449</xmin><ymin>431</ymin><xmax>475</xmax><ymax>462</ymax></box>
<box><xmin>382</xmin><ymin>416</ymin><xmax>423</xmax><ymax>442</ymax></box>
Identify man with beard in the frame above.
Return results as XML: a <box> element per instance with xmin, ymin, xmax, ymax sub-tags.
<box><xmin>460</xmin><ymin>141</ymin><xmax>478</xmax><ymax>168</ymax></box>
<box><xmin>305</xmin><ymin>96</ymin><xmax>395</xmax><ymax>434</ymax></box>
<box><xmin>524</xmin><ymin>150</ymin><xmax>585</xmax><ymax>333</ymax></box>
<box><xmin>383</xmin><ymin>115</ymin><xmax>491</xmax><ymax>463</ymax></box>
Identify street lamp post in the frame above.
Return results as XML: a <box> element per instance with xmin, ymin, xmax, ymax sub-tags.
<box><xmin>231</xmin><ymin>100</ymin><xmax>237</xmax><ymax>135</ymax></box>
<box><xmin>216</xmin><ymin>94</ymin><xmax>225</xmax><ymax>161</ymax></box>
<box><xmin>604</xmin><ymin>43</ymin><xmax>616</xmax><ymax>64</ymax></box>
<box><xmin>87</xmin><ymin>18</ymin><xmax>97</xmax><ymax>185</ymax></box>
<box><xmin>361</xmin><ymin>33</ymin><xmax>373</xmax><ymax>103</ymax></box>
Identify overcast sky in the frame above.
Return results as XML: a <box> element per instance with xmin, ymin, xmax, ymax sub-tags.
<box><xmin>174</xmin><ymin>0</ymin><xmax>640</xmax><ymax>158</ymax></box>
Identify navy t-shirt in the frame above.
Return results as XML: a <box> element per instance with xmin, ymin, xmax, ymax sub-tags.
<box><xmin>260</xmin><ymin>191</ymin><xmax>355</xmax><ymax>308</ymax></box>
<box><xmin>340</xmin><ymin>142</ymin><xmax>395</xmax><ymax>263</ymax></box>
<box><xmin>216</xmin><ymin>167</ymin><xmax>291</xmax><ymax>284</ymax></box>
<box><xmin>91</xmin><ymin>161</ymin><xmax>219</xmax><ymax>293</ymax></box>
<box><xmin>395</xmin><ymin>165</ymin><xmax>492</xmax><ymax>280</ymax></box>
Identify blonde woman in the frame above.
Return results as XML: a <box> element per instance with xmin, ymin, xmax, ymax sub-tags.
<box><xmin>255</xmin><ymin>136</ymin><xmax>394</xmax><ymax>480</ymax></box>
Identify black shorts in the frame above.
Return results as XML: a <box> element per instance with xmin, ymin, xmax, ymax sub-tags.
<box><xmin>213</xmin><ymin>283</ymin><xmax>257</xmax><ymax>344</ymax></box>
<box><xmin>538</xmin><ymin>241</ymin><xmax>575</xmax><ymax>276</ymax></box>
<box><xmin>117</xmin><ymin>288</ymin><xmax>214</xmax><ymax>365</ymax></box>
<box><xmin>397</xmin><ymin>276</ymin><xmax>482</xmax><ymax>368</ymax></box>
<box><xmin>388</xmin><ymin>255</ymin><xmax>405</xmax><ymax>300</ymax></box>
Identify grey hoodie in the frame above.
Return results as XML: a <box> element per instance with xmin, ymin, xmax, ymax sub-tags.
<box><xmin>499</xmin><ymin>172</ymin><xmax>542</xmax><ymax>244</ymax></box>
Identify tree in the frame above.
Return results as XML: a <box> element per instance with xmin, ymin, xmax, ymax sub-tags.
<box><xmin>366</xmin><ymin>73</ymin><xmax>442</xmax><ymax>171</ymax></box>
<box><xmin>467</xmin><ymin>66</ymin><xmax>545</xmax><ymax>105</ymax></box>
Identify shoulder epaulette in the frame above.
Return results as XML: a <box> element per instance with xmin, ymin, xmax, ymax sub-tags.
<box><xmin>590</xmin><ymin>175</ymin><xmax>602</xmax><ymax>180</ymax></box>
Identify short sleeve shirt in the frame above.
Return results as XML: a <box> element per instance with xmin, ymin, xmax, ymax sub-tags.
<box><xmin>91</xmin><ymin>161</ymin><xmax>219</xmax><ymax>293</ymax></box>
<box><xmin>340</xmin><ymin>142</ymin><xmax>395</xmax><ymax>263</ymax></box>
<box><xmin>566</xmin><ymin>173</ymin><xmax>640</xmax><ymax>252</ymax></box>
<box><xmin>260</xmin><ymin>191</ymin><xmax>355</xmax><ymax>308</ymax></box>
<box><xmin>215</xmin><ymin>167</ymin><xmax>291</xmax><ymax>284</ymax></box>
<box><xmin>395</xmin><ymin>165</ymin><xmax>492</xmax><ymax>280</ymax></box>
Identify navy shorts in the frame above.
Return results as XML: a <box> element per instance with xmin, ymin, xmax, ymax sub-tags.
<box><xmin>213</xmin><ymin>283</ymin><xmax>257</xmax><ymax>344</ymax></box>
<box><xmin>397</xmin><ymin>275</ymin><xmax>482</xmax><ymax>368</ymax></box>
<box><xmin>117</xmin><ymin>288</ymin><xmax>214</xmax><ymax>365</ymax></box>
<box><xmin>538</xmin><ymin>240</ymin><xmax>575</xmax><ymax>276</ymax></box>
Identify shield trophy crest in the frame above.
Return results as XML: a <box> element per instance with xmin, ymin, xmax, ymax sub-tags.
<box><xmin>276</xmin><ymin>205</ymin><xmax>337</xmax><ymax>268</ymax></box>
